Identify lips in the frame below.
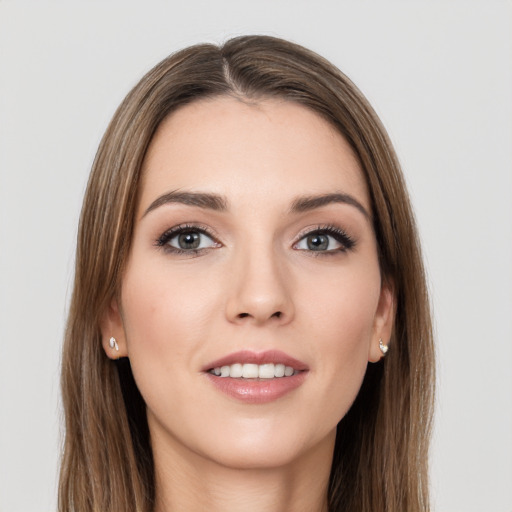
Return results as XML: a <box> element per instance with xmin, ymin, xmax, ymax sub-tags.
<box><xmin>203</xmin><ymin>350</ymin><xmax>309</xmax><ymax>403</ymax></box>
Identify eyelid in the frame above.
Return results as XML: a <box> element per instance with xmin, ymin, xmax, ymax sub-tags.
<box><xmin>155</xmin><ymin>223</ymin><xmax>222</xmax><ymax>253</ymax></box>
<box><xmin>293</xmin><ymin>224</ymin><xmax>356</xmax><ymax>253</ymax></box>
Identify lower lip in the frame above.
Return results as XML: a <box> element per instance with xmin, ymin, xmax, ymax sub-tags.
<box><xmin>205</xmin><ymin>372</ymin><xmax>308</xmax><ymax>404</ymax></box>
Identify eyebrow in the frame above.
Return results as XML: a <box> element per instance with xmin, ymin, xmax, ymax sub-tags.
<box><xmin>143</xmin><ymin>190</ymin><xmax>228</xmax><ymax>218</ymax></box>
<box><xmin>142</xmin><ymin>190</ymin><xmax>369</xmax><ymax>220</ymax></box>
<box><xmin>289</xmin><ymin>193</ymin><xmax>370</xmax><ymax>219</ymax></box>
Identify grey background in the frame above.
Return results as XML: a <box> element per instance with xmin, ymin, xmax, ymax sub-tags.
<box><xmin>1</xmin><ymin>2</ymin><xmax>511</xmax><ymax>511</ymax></box>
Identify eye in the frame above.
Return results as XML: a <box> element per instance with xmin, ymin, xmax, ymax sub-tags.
<box><xmin>294</xmin><ymin>226</ymin><xmax>355</xmax><ymax>253</ymax></box>
<box><xmin>156</xmin><ymin>225</ymin><xmax>220</xmax><ymax>254</ymax></box>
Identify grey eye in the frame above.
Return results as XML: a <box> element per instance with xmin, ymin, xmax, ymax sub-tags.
<box><xmin>177</xmin><ymin>232</ymin><xmax>200</xmax><ymax>249</ymax></box>
<box><xmin>306</xmin><ymin>234</ymin><xmax>329</xmax><ymax>251</ymax></box>
<box><xmin>295</xmin><ymin>232</ymin><xmax>342</xmax><ymax>252</ymax></box>
<box><xmin>168</xmin><ymin>230</ymin><xmax>216</xmax><ymax>250</ymax></box>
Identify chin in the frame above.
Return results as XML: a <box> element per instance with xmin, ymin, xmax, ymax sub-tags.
<box><xmin>188</xmin><ymin>417</ymin><xmax>337</xmax><ymax>471</ymax></box>
<box><xmin>206</xmin><ymin>441</ymin><xmax>301</xmax><ymax>470</ymax></box>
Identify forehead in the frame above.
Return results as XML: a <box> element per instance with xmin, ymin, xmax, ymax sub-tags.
<box><xmin>140</xmin><ymin>96</ymin><xmax>369</xmax><ymax>213</ymax></box>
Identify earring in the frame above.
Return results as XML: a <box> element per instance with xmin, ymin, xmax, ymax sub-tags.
<box><xmin>109</xmin><ymin>336</ymin><xmax>119</xmax><ymax>352</ymax></box>
<box><xmin>379</xmin><ymin>338</ymin><xmax>389</xmax><ymax>355</ymax></box>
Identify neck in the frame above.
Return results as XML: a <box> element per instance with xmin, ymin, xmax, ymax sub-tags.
<box><xmin>152</xmin><ymin>426</ymin><xmax>334</xmax><ymax>512</ymax></box>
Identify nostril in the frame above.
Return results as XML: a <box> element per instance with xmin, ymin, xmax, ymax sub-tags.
<box><xmin>236</xmin><ymin>311</ymin><xmax>282</xmax><ymax>320</ymax></box>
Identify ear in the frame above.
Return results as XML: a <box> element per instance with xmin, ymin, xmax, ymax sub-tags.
<box><xmin>368</xmin><ymin>279</ymin><xmax>395</xmax><ymax>363</ymax></box>
<box><xmin>99</xmin><ymin>296</ymin><xmax>128</xmax><ymax>359</ymax></box>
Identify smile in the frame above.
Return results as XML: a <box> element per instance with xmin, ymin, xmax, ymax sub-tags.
<box><xmin>204</xmin><ymin>350</ymin><xmax>308</xmax><ymax>403</ymax></box>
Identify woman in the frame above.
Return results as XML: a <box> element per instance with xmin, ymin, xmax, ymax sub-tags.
<box><xmin>59</xmin><ymin>35</ymin><xmax>435</xmax><ymax>512</ymax></box>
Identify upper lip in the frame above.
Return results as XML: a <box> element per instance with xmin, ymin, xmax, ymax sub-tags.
<box><xmin>203</xmin><ymin>350</ymin><xmax>309</xmax><ymax>372</ymax></box>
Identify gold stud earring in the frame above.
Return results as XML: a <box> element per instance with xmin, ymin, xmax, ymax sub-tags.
<box><xmin>379</xmin><ymin>338</ymin><xmax>389</xmax><ymax>355</ymax></box>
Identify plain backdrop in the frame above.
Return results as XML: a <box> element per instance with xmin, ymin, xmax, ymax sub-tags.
<box><xmin>0</xmin><ymin>2</ymin><xmax>511</xmax><ymax>511</ymax></box>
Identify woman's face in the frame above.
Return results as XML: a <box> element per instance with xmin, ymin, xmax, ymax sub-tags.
<box><xmin>103</xmin><ymin>97</ymin><xmax>393</xmax><ymax>469</ymax></box>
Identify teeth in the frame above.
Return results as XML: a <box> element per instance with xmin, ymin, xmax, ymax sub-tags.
<box><xmin>274</xmin><ymin>363</ymin><xmax>285</xmax><ymax>377</ymax></box>
<box><xmin>258</xmin><ymin>363</ymin><xmax>274</xmax><ymax>379</ymax></box>
<box><xmin>242</xmin><ymin>363</ymin><xmax>259</xmax><ymax>378</ymax></box>
<box><xmin>284</xmin><ymin>366</ymin><xmax>294</xmax><ymax>377</ymax></box>
<box><xmin>230</xmin><ymin>363</ymin><xmax>243</xmax><ymax>378</ymax></box>
<box><xmin>212</xmin><ymin>363</ymin><xmax>297</xmax><ymax>378</ymax></box>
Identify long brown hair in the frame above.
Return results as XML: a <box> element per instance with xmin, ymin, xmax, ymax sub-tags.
<box><xmin>59</xmin><ymin>35</ymin><xmax>435</xmax><ymax>512</ymax></box>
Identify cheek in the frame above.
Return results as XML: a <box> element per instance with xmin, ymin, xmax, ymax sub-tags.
<box><xmin>121</xmin><ymin>260</ymin><xmax>218</xmax><ymax>354</ymax></box>
<box><xmin>118</xmin><ymin>258</ymin><xmax>222</xmax><ymax>409</ymax></box>
<box><xmin>300</xmin><ymin>262</ymin><xmax>381</xmax><ymax>348</ymax></box>
<box><xmin>118</xmin><ymin>263</ymin><xmax>221</xmax><ymax>447</ymax></box>
<box><xmin>296</xmin><ymin>262</ymin><xmax>381</xmax><ymax>419</ymax></box>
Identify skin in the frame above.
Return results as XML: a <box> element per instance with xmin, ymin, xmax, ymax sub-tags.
<box><xmin>101</xmin><ymin>97</ymin><xmax>394</xmax><ymax>512</ymax></box>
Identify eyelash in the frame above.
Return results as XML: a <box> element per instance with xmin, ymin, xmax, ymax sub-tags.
<box><xmin>294</xmin><ymin>224</ymin><xmax>356</xmax><ymax>256</ymax></box>
<box><xmin>155</xmin><ymin>223</ymin><xmax>220</xmax><ymax>256</ymax></box>
<box><xmin>155</xmin><ymin>223</ymin><xmax>356</xmax><ymax>256</ymax></box>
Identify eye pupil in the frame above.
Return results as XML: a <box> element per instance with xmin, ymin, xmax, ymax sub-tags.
<box><xmin>178</xmin><ymin>231</ymin><xmax>200</xmax><ymax>249</ymax></box>
<box><xmin>307</xmin><ymin>234</ymin><xmax>329</xmax><ymax>251</ymax></box>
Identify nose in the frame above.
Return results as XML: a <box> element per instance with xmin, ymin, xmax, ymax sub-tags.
<box><xmin>224</xmin><ymin>245</ymin><xmax>294</xmax><ymax>326</ymax></box>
